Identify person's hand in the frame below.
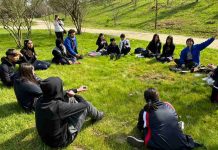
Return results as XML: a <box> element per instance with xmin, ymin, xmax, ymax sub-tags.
<box><xmin>77</xmin><ymin>86</ymin><xmax>88</xmax><ymax>92</ymax></box>
<box><xmin>68</xmin><ymin>60</ymin><xmax>73</xmax><ymax>64</ymax></box>
<box><xmin>66</xmin><ymin>90</ymin><xmax>76</xmax><ymax>97</ymax></box>
<box><xmin>181</xmin><ymin>64</ymin><xmax>185</xmax><ymax>68</ymax></box>
<box><xmin>207</xmin><ymin>64</ymin><xmax>216</xmax><ymax>70</ymax></box>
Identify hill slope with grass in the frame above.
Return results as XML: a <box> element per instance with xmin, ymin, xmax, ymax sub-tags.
<box><xmin>0</xmin><ymin>30</ymin><xmax>218</xmax><ymax>150</ymax></box>
<box><xmin>74</xmin><ymin>0</ymin><xmax>218</xmax><ymax>38</ymax></box>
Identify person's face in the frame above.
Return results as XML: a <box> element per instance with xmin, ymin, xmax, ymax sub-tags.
<box><xmin>154</xmin><ymin>36</ymin><xmax>159</xmax><ymax>42</ymax></box>
<box><xmin>166</xmin><ymin>38</ymin><xmax>171</xmax><ymax>45</ymax></box>
<box><xmin>186</xmin><ymin>40</ymin><xmax>193</xmax><ymax>47</ymax></box>
<box><xmin>112</xmin><ymin>40</ymin><xmax>116</xmax><ymax>45</ymax></box>
<box><xmin>27</xmin><ymin>40</ymin><xmax>33</xmax><ymax>49</ymax></box>
<box><xmin>100</xmin><ymin>35</ymin><xmax>104</xmax><ymax>40</ymax></box>
<box><xmin>70</xmin><ymin>32</ymin><xmax>76</xmax><ymax>38</ymax></box>
<box><xmin>8</xmin><ymin>54</ymin><xmax>20</xmax><ymax>63</ymax></box>
<box><xmin>121</xmin><ymin>37</ymin><xmax>125</xmax><ymax>40</ymax></box>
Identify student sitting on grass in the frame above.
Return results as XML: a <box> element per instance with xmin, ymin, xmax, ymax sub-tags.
<box><xmin>127</xmin><ymin>88</ymin><xmax>203</xmax><ymax>150</ymax></box>
<box><xmin>107</xmin><ymin>38</ymin><xmax>121</xmax><ymax>60</ymax></box>
<box><xmin>21</xmin><ymin>39</ymin><xmax>50</xmax><ymax>70</ymax></box>
<box><xmin>174</xmin><ymin>35</ymin><xmax>216</xmax><ymax>70</ymax></box>
<box><xmin>64</xmin><ymin>29</ymin><xmax>83</xmax><ymax>59</ymax></box>
<box><xmin>52</xmin><ymin>39</ymin><xmax>80</xmax><ymax>65</ymax></box>
<box><xmin>157</xmin><ymin>35</ymin><xmax>175</xmax><ymax>63</ymax></box>
<box><xmin>142</xmin><ymin>34</ymin><xmax>161</xmax><ymax>58</ymax></box>
<box><xmin>0</xmin><ymin>49</ymin><xmax>24</xmax><ymax>87</ymax></box>
<box><xmin>14</xmin><ymin>63</ymin><xmax>42</xmax><ymax>112</ymax></box>
<box><xmin>96</xmin><ymin>33</ymin><xmax>108</xmax><ymax>53</ymax></box>
<box><xmin>207</xmin><ymin>64</ymin><xmax>218</xmax><ymax>103</ymax></box>
<box><xmin>35</xmin><ymin>77</ymin><xmax>104</xmax><ymax>148</ymax></box>
<box><xmin>119</xmin><ymin>33</ymin><xmax>131</xmax><ymax>55</ymax></box>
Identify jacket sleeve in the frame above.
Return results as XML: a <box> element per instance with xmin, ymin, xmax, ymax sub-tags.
<box><xmin>161</xmin><ymin>45</ymin><xmax>166</xmax><ymax>56</ymax></box>
<box><xmin>52</xmin><ymin>49</ymin><xmax>62</xmax><ymax>58</ymax></box>
<box><xmin>157</xmin><ymin>42</ymin><xmax>161</xmax><ymax>54</ymax></box>
<box><xmin>179</xmin><ymin>49</ymin><xmax>186</xmax><ymax>65</ymax></box>
<box><xmin>0</xmin><ymin>65</ymin><xmax>13</xmax><ymax>86</ymax></box>
<box><xmin>146</xmin><ymin>42</ymin><xmax>152</xmax><ymax>51</ymax></box>
<box><xmin>171</xmin><ymin>44</ymin><xmax>175</xmax><ymax>56</ymax></box>
<box><xmin>64</xmin><ymin>38</ymin><xmax>77</xmax><ymax>56</ymax></box>
<box><xmin>58</xmin><ymin>97</ymin><xmax>89</xmax><ymax>119</ymax></box>
<box><xmin>26</xmin><ymin>83</ymin><xmax>42</xmax><ymax>96</ymax></box>
<box><xmin>196</xmin><ymin>38</ymin><xmax>215</xmax><ymax>51</ymax></box>
<box><xmin>137</xmin><ymin>109</ymin><xmax>146</xmax><ymax>131</ymax></box>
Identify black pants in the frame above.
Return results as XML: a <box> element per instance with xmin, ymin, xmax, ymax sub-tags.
<box><xmin>55</xmin><ymin>32</ymin><xmax>64</xmax><ymax>42</ymax></box>
<box><xmin>121</xmin><ymin>47</ymin><xmax>131</xmax><ymax>55</ymax></box>
<box><xmin>211</xmin><ymin>87</ymin><xmax>218</xmax><ymax>103</ymax></box>
<box><xmin>174</xmin><ymin>59</ymin><xmax>198</xmax><ymax>69</ymax></box>
<box><xmin>33</xmin><ymin>60</ymin><xmax>50</xmax><ymax>70</ymax></box>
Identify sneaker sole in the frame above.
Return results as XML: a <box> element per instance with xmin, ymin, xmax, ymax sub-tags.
<box><xmin>127</xmin><ymin>136</ymin><xmax>144</xmax><ymax>148</ymax></box>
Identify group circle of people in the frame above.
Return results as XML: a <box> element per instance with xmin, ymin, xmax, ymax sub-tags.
<box><xmin>0</xmin><ymin>14</ymin><xmax>217</xmax><ymax>149</ymax></box>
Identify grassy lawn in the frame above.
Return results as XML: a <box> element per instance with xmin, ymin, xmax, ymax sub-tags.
<box><xmin>0</xmin><ymin>29</ymin><xmax>218</xmax><ymax>150</ymax></box>
<box><xmin>60</xmin><ymin>0</ymin><xmax>218</xmax><ymax>38</ymax></box>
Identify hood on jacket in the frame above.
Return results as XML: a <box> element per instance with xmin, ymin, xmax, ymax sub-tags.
<box><xmin>40</xmin><ymin>77</ymin><xmax>64</xmax><ymax>102</ymax></box>
<box><xmin>1</xmin><ymin>57</ymin><xmax>14</xmax><ymax>66</ymax></box>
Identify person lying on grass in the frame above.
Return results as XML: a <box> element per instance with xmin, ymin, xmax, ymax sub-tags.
<box><xmin>142</xmin><ymin>34</ymin><xmax>161</xmax><ymax>58</ymax></box>
<box><xmin>119</xmin><ymin>33</ymin><xmax>131</xmax><ymax>56</ymax></box>
<box><xmin>35</xmin><ymin>77</ymin><xmax>104</xmax><ymax>148</ymax></box>
<box><xmin>157</xmin><ymin>35</ymin><xmax>175</xmax><ymax>63</ymax></box>
<box><xmin>64</xmin><ymin>29</ymin><xmax>83</xmax><ymax>60</ymax></box>
<box><xmin>21</xmin><ymin>39</ymin><xmax>50</xmax><ymax>70</ymax></box>
<box><xmin>14</xmin><ymin>63</ymin><xmax>42</xmax><ymax>112</ymax></box>
<box><xmin>107</xmin><ymin>38</ymin><xmax>121</xmax><ymax>60</ymax></box>
<box><xmin>174</xmin><ymin>35</ymin><xmax>216</xmax><ymax>71</ymax></box>
<box><xmin>52</xmin><ymin>39</ymin><xmax>80</xmax><ymax>65</ymax></box>
<box><xmin>0</xmin><ymin>49</ymin><xmax>25</xmax><ymax>87</ymax></box>
<box><xmin>127</xmin><ymin>88</ymin><xmax>203</xmax><ymax>150</ymax></box>
<box><xmin>96</xmin><ymin>33</ymin><xmax>108</xmax><ymax>54</ymax></box>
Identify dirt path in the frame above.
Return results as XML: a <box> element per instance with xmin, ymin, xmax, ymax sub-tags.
<box><xmin>28</xmin><ymin>20</ymin><xmax>218</xmax><ymax>49</ymax></box>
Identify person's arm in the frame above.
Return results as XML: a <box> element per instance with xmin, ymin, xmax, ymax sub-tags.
<box><xmin>52</xmin><ymin>49</ymin><xmax>62</xmax><ymax>58</ymax></box>
<box><xmin>26</xmin><ymin>82</ymin><xmax>42</xmax><ymax>96</ymax></box>
<box><xmin>179</xmin><ymin>49</ymin><xmax>186</xmax><ymax>66</ymax></box>
<box><xmin>161</xmin><ymin>44</ymin><xmax>166</xmax><ymax>57</ymax></box>
<box><xmin>196</xmin><ymin>37</ymin><xmax>215</xmax><ymax>51</ymax></box>
<box><xmin>64</xmin><ymin>38</ymin><xmax>77</xmax><ymax>56</ymax></box>
<box><xmin>0</xmin><ymin>65</ymin><xmax>13</xmax><ymax>86</ymax></box>
<box><xmin>146</xmin><ymin>42</ymin><xmax>152</xmax><ymax>51</ymax></box>
<box><xmin>157</xmin><ymin>42</ymin><xmax>161</xmax><ymax>54</ymax></box>
<box><xmin>58</xmin><ymin>97</ymin><xmax>89</xmax><ymax>119</ymax></box>
<box><xmin>137</xmin><ymin>109</ymin><xmax>146</xmax><ymax>131</ymax></box>
<box><xmin>126</xmin><ymin>40</ymin><xmax>131</xmax><ymax>48</ymax></box>
<box><xmin>170</xmin><ymin>44</ymin><xmax>175</xmax><ymax>56</ymax></box>
<box><xmin>116</xmin><ymin>45</ymin><xmax>121</xmax><ymax>54</ymax></box>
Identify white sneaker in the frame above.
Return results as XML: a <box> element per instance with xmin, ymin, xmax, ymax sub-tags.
<box><xmin>127</xmin><ymin>136</ymin><xmax>144</xmax><ymax>148</ymax></box>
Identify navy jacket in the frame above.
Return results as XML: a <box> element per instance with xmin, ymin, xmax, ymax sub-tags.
<box><xmin>138</xmin><ymin>100</ymin><xmax>197</xmax><ymax>150</ymax></box>
<box><xmin>179</xmin><ymin>38</ymin><xmax>215</xmax><ymax>65</ymax></box>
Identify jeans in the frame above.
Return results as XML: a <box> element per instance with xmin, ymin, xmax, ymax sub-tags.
<box><xmin>33</xmin><ymin>60</ymin><xmax>50</xmax><ymax>70</ymax></box>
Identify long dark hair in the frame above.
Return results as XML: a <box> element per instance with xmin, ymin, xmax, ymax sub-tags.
<box><xmin>97</xmin><ymin>33</ymin><xmax>104</xmax><ymax>41</ymax></box>
<box><xmin>165</xmin><ymin>35</ymin><xmax>174</xmax><ymax>46</ymax></box>
<box><xmin>19</xmin><ymin>63</ymin><xmax>38</xmax><ymax>84</ymax></box>
<box><xmin>152</xmin><ymin>34</ymin><xmax>160</xmax><ymax>43</ymax></box>
<box><xmin>144</xmin><ymin>88</ymin><xmax>159</xmax><ymax>112</ymax></box>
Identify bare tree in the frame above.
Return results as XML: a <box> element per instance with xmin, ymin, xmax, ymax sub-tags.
<box><xmin>0</xmin><ymin>0</ymin><xmax>42</xmax><ymax>48</ymax></box>
<box><xmin>155</xmin><ymin>0</ymin><xmax>158</xmax><ymax>29</ymax></box>
<box><xmin>49</xmin><ymin>0</ymin><xmax>88</xmax><ymax>34</ymax></box>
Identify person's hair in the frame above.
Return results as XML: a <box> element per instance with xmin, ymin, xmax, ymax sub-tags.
<box><xmin>19</xmin><ymin>63</ymin><xmax>38</xmax><ymax>84</ymax></box>
<box><xmin>186</xmin><ymin>38</ymin><xmax>194</xmax><ymax>44</ymax></box>
<box><xmin>23</xmin><ymin>39</ymin><xmax>34</xmax><ymax>50</ymax></box>
<box><xmin>144</xmin><ymin>88</ymin><xmax>159</xmax><ymax>112</ymax></box>
<box><xmin>165</xmin><ymin>35</ymin><xmax>174</xmax><ymax>46</ymax></box>
<box><xmin>120</xmin><ymin>33</ymin><xmax>125</xmax><ymax>38</ymax></box>
<box><xmin>152</xmin><ymin>34</ymin><xmax>160</xmax><ymax>43</ymax></box>
<box><xmin>68</xmin><ymin>29</ymin><xmax>76</xmax><ymax>36</ymax></box>
<box><xmin>110</xmin><ymin>38</ymin><xmax>115</xmax><ymax>42</ymax></box>
<box><xmin>54</xmin><ymin>15</ymin><xmax>58</xmax><ymax>20</ymax></box>
<box><xmin>97</xmin><ymin>33</ymin><xmax>104</xmax><ymax>42</ymax></box>
<box><xmin>6</xmin><ymin>49</ymin><xmax>17</xmax><ymax>56</ymax></box>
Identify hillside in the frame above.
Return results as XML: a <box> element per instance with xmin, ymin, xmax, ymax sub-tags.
<box><xmin>78</xmin><ymin>0</ymin><xmax>218</xmax><ymax>37</ymax></box>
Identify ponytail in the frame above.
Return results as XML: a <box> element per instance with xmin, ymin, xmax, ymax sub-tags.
<box><xmin>144</xmin><ymin>99</ymin><xmax>158</xmax><ymax>112</ymax></box>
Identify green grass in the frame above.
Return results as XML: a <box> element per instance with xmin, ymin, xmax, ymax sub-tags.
<box><xmin>60</xmin><ymin>0</ymin><xmax>218</xmax><ymax>38</ymax></box>
<box><xmin>0</xmin><ymin>29</ymin><xmax>218</xmax><ymax>150</ymax></box>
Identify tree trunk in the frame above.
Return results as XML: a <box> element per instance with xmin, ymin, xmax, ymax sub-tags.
<box><xmin>155</xmin><ymin>0</ymin><xmax>158</xmax><ymax>29</ymax></box>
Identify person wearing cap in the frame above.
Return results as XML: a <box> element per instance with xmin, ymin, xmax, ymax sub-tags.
<box><xmin>175</xmin><ymin>35</ymin><xmax>216</xmax><ymax>69</ymax></box>
<box><xmin>127</xmin><ymin>88</ymin><xmax>203</xmax><ymax>150</ymax></box>
<box><xmin>35</xmin><ymin>77</ymin><xmax>104</xmax><ymax>148</ymax></box>
<box><xmin>0</xmin><ymin>49</ymin><xmax>23</xmax><ymax>86</ymax></box>
<box><xmin>64</xmin><ymin>29</ymin><xmax>83</xmax><ymax>59</ymax></box>
<box><xmin>107</xmin><ymin>38</ymin><xmax>121</xmax><ymax>60</ymax></box>
<box><xmin>119</xmin><ymin>33</ymin><xmax>131</xmax><ymax>55</ymax></box>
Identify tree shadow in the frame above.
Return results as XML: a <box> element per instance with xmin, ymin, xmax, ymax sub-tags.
<box><xmin>0</xmin><ymin>127</ymin><xmax>53</xmax><ymax>150</ymax></box>
<box><xmin>145</xmin><ymin>58</ymin><xmax>157</xmax><ymax>64</ymax></box>
<box><xmin>0</xmin><ymin>101</ymin><xmax>23</xmax><ymax>119</ymax></box>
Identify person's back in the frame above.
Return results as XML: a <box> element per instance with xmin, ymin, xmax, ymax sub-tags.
<box><xmin>0</xmin><ymin>57</ymin><xmax>15</xmax><ymax>86</ymax></box>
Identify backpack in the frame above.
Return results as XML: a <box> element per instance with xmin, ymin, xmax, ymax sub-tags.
<box><xmin>134</xmin><ymin>47</ymin><xmax>146</xmax><ymax>54</ymax></box>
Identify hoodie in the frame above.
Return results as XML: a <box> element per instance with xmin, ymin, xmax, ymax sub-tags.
<box><xmin>35</xmin><ymin>77</ymin><xmax>89</xmax><ymax>148</ymax></box>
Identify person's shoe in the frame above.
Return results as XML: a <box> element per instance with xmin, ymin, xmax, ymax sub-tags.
<box><xmin>92</xmin><ymin>111</ymin><xmax>104</xmax><ymax>123</ymax></box>
<box><xmin>127</xmin><ymin>136</ymin><xmax>144</xmax><ymax>148</ymax></box>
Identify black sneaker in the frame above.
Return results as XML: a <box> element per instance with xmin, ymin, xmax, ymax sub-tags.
<box><xmin>127</xmin><ymin>136</ymin><xmax>144</xmax><ymax>148</ymax></box>
<box><xmin>92</xmin><ymin>111</ymin><xmax>104</xmax><ymax>123</ymax></box>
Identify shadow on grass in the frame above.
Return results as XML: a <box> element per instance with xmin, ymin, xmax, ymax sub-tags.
<box><xmin>0</xmin><ymin>102</ymin><xmax>23</xmax><ymax>119</ymax></box>
<box><xmin>0</xmin><ymin>127</ymin><xmax>53</xmax><ymax>150</ymax></box>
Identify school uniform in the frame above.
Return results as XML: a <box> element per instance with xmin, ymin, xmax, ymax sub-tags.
<box><xmin>119</xmin><ymin>39</ymin><xmax>131</xmax><ymax>55</ymax></box>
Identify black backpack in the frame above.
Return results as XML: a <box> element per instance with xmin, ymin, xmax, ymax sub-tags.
<box><xmin>134</xmin><ymin>47</ymin><xmax>146</xmax><ymax>54</ymax></box>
